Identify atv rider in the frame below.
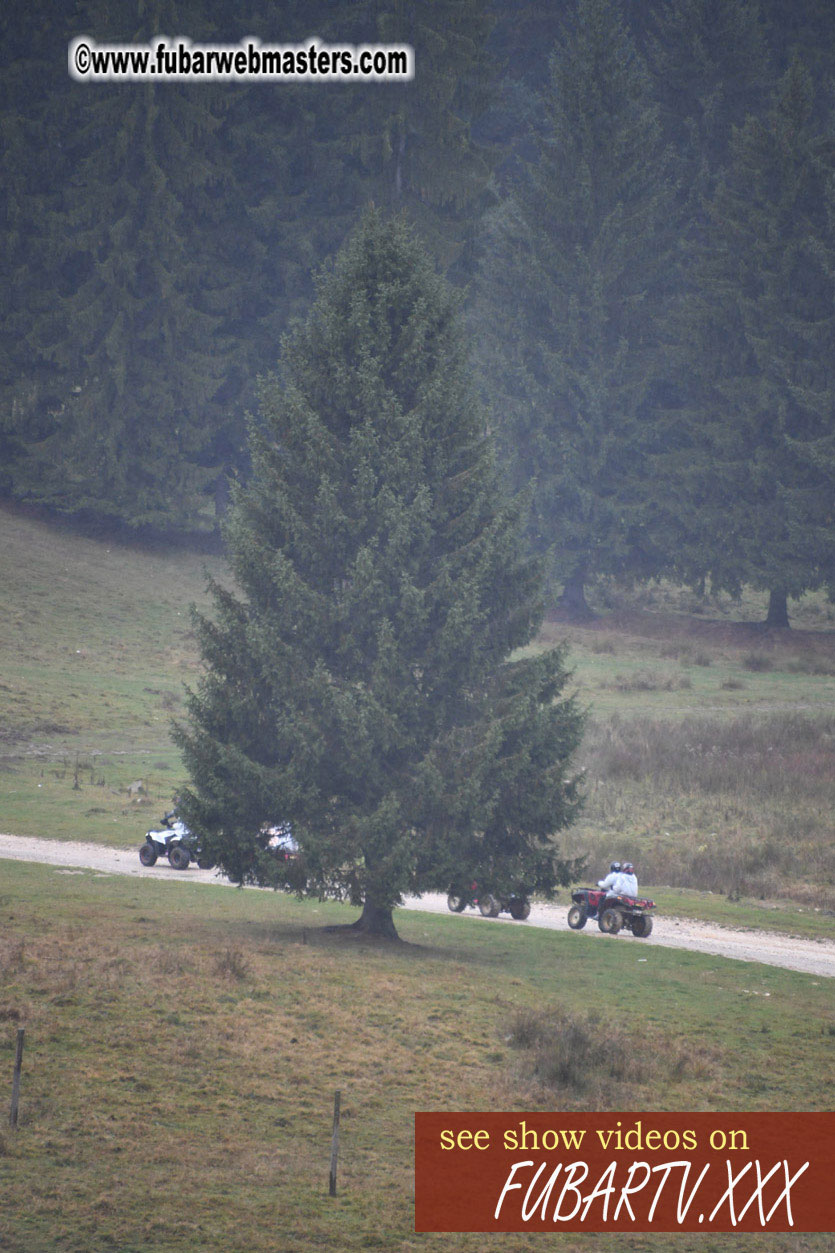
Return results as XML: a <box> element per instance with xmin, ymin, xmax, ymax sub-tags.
<box><xmin>597</xmin><ymin>861</ymin><xmax>622</xmax><ymax>891</ymax></box>
<box><xmin>616</xmin><ymin>862</ymin><xmax>639</xmax><ymax>898</ymax></box>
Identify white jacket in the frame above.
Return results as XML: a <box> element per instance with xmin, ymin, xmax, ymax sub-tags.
<box><xmin>597</xmin><ymin>871</ymin><xmax>619</xmax><ymax>890</ymax></box>
<box><xmin>611</xmin><ymin>871</ymin><xmax>638</xmax><ymax>898</ymax></box>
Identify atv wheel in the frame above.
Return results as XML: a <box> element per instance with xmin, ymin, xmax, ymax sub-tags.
<box><xmin>567</xmin><ymin>904</ymin><xmax>587</xmax><ymax>930</ymax></box>
<box><xmin>168</xmin><ymin>844</ymin><xmax>190</xmax><ymax>870</ymax></box>
<box><xmin>139</xmin><ymin>842</ymin><xmax>157</xmax><ymax>867</ymax></box>
<box><xmin>447</xmin><ymin>893</ymin><xmax>466</xmax><ymax>913</ymax></box>
<box><xmin>599</xmin><ymin>908</ymin><xmax>623</xmax><ymax>934</ymax></box>
<box><xmin>508</xmin><ymin>897</ymin><xmax>531</xmax><ymax>921</ymax></box>
<box><xmin>478</xmin><ymin>894</ymin><xmax>501</xmax><ymax>918</ymax></box>
<box><xmin>631</xmin><ymin>914</ymin><xmax>653</xmax><ymax>938</ymax></box>
<box><xmin>197</xmin><ymin>857</ymin><xmax>216</xmax><ymax>870</ymax></box>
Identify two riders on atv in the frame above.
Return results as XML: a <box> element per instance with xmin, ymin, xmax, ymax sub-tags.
<box><xmin>567</xmin><ymin>860</ymin><xmax>655</xmax><ymax>938</ymax></box>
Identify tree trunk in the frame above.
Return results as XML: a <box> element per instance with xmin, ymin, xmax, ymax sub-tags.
<box><xmin>349</xmin><ymin>899</ymin><xmax>400</xmax><ymax>940</ymax></box>
<box><xmin>764</xmin><ymin>588</ymin><xmax>790</xmax><ymax>629</ymax></box>
<box><xmin>557</xmin><ymin>566</ymin><xmax>594</xmax><ymax>621</ymax></box>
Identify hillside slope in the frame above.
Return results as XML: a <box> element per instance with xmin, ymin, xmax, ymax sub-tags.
<box><xmin>1</xmin><ymin>504</ymin><xmax>834</xmax><ymax>914</ymax></box>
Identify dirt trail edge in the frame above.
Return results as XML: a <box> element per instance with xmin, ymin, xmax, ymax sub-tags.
<box><xmin>2</xmin><ymin>832</ymin><xmax>833</xmax><ymax>979</ymax></box>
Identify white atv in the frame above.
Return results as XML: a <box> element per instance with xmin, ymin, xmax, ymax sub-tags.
<box><xmin>139</xmin><ymin>812</ymin><xmax>209</xmax><ymax>870</ymax></box>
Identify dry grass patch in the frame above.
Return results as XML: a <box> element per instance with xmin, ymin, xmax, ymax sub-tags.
<box><xmin>576</xmin><ymin>711</ymin><xmax>835</xmax><ymax>902</ymax></box>
<box><xmin>785</xmin><ymin>653</ymin><xmax>835</xmax><ymax>675</ymax></box>
<box><xmin>505</xmin><ymin>1004</ymin><xmax>719</xmax><ymax>1110</ymax></box>
<box><xmin>213</xmin><ymin>946</ymin><xmax>252</xmax><ymax>981</ymax></box>
<box><xmin>609</xmin><ymin>669</ymin><xmax>692</xmax><ymax>692</ymax></box>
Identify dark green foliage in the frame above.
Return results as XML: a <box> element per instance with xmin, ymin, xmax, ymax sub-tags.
<box><xmin>666</xmin><ymin>59</ymin><xmax>835</xmax><ymax>619</ymax></box>
<box><xmin>4</xmin><ymin>0</ymin><xmax>832</xmax><ymax>603</ymax></box>
<box><xmin>22</xmin><ymin>87</ymin><xmax>231</xmax><ymax>528</ymax></box>
<box><xmin>5</xmin><ymin>0</ymin><xmax>243</xmax><ymax>530</ymax></box>
<box><xmin>644</xmin><ymin>0</ymin><xmax>770</xmax><ymax>193</ymax></box>
<box><xmin>473</xmin><ymin>0</ymin><xmax>676</xmax><ymax>615</ymax></box>
<box><xmin>337</xmin><ymin>0</ymin><xmax>495</xmax><ymax>271</ymax></box>
<box><xmin>2</xmin><ymin>1</ymin><xmax>496</xmax><ymax>530</ymax></box>
<box><xmin>232</xmin><ymin>0</ymin><xmax>495</xmax><ymax>310</ymax></box>
<box><xmin>175</xmin><ymin>212</ymin><xmax>584</xmax><ymax>936</ymax></box>
<box><xmin>0</xmin><ymin>2</ymin><xmax>73</xmax><ymax>490</ymax></box>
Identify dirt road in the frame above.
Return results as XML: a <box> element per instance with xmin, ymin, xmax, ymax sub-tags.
<box><xmin>2</xmin><ymin>832</ymin><xmax>834</xmax><ymax>979</ymax></box>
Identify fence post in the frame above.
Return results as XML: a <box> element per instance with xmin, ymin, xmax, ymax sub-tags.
<box><xmin>329</xmin><ymin>1089</ymin><xmax>341</xmax><ymax>1196</ymax></box>
<box><xmin>10</xmin><ymin>1027</ymin><xmax>24</xmax><ymax>1128</ymax></box>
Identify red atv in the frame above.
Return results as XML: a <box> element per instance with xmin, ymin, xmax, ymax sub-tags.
<box><xmin>567</xmin><ymin>887</ymin><xmax>655</xmax><ymax>938</ymax></box>
<box><xmin>447</xmin><ymin>883</ymin><xmax>532</xmax><ymax>921</ymax></box>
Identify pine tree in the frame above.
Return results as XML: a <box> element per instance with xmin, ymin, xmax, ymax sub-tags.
<box><xmin>174</xmin><ymin>211</ymin><xmax>584</xmax><ymax>939</ymax></box>
<box><xmin>473</xmin><ymin>0</ymin><xmax>676</xmax><ymax>616</ymax></box>
<box><xmin>638</xmin><ymin>0</ymin><xmax>772</xmax><ymax>592</ymax></box>
<box><xmin>12</xmin><ymin>0</ymin><xmax>241</xmax><ymax>531</ymax></box>
<box><xmin>3</xmin><ymin>1</ymin><xmax>498</xmax><ymax>522</ymax></box>
<box><xmin>225</xmin><ymin>0</ymin><xmax>496</xmax><ymax>349</ymax></box>
<box><xmin>644</xmin><ymin>0</ymin><xmax>770</xmax><ymax>193</ymax></box>
<box><xmin>672</xmin><ymin>58</ymin><xmax>835</xmax><ymax>625</ymax></box>
<box><xmin>330</xmin><ymin>0</ymin><xmax>495</xmax><ymax>274</ymax></box>
<box><xmin>0</xmin><ymin>0</ymin><xmax>74</xmax><ymax>492</ymax></box>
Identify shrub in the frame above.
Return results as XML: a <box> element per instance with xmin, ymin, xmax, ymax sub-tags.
<box><xmin>742</xmin><ymin>651</ymin><xmax>772</xmax><ymax>672</ymax></box>
<box><xmin>507</xmin><ymin>1006</ymin><xmax>649</xmax><ymax>1093</ymax></box>
<box><xmin>213</xmin><ymin>947</ymin><xmax>251</xmax><ymax>981</ymax></box>
<box><xmin>506</xmin><ymin>1005</ymin><xmax>715</xmax><ymax>1103</ymax></box>
<box><xmin>785</xmin><ymin>654</ymin><xmax>835</xmax><ymax>676</ymax></box>
<box><xmin>611</xmin><ymin>670</ymin><xmax>690</xmax><ymax>692</ymax></box>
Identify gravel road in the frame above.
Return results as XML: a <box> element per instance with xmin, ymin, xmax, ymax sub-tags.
<box><xmin>2</xmin><ymin>832</ymin><xmax>834</xmax><ymax>979</ymax></box>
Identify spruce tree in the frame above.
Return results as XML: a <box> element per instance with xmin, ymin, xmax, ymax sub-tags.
<box><xmin>0</xmin><ymin>0</ymin><xmax>74</xmax><ymax>491</ymax></box>
<box><xmin>174</xmin><ymin>211</ymin><xmax>584</xmax><ymax>939</ymax></box>
<box><xmin>13</xmin><ymin>0</ymin><xmax>240</xmax><ymax>530</ymax></box>
<box><xmin>644</xmin><ymin>0</ymin><xmax>770</xmax><ymax>197</ymax></box>
<box><xmin>671</xmin><ymin>58</ymin><xmax>835</xmax><ymax>624</ymax></box>
<box><xmin>639</xmin><ymin>0</ymin><xmax>772</xmax><ymax>591</ymax></box>
<box><xmin>473</xmin><ymin>0</ymin><xmax>676</xmax><ymax>616</ymax></box>
<box><xmin>228</xmin><ymin>0</ymin><xmax>495</xmax><ymax>323</ymax></box>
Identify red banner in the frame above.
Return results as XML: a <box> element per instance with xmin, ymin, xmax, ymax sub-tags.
<box><xmin>415</xmin><ymin>1112</ymin><xmax>835</xmax><ymax>1233</ymax></box>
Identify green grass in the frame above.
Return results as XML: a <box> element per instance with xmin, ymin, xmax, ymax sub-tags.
<box><xmin>1</xmin><ymin>861</ymin><xmax>832</xmax><ymax>1253</ymax></box>
<box><xmin>2</xmin><ymin>504</ymin><xmax>835</xmax><ymax>915</ymax></box>
<box><xmin>639</xmin><ymin>886</ymin><xmax>834</xmax><ymax>940</ymax></box>
<box><xmin>532</xmin><ymin>606</ymin><xmax>835</xmax><ymax>909</ymax></box>
<box><xmin>0</xmin><ymin>506</ymin><xmax>223</xmax><ymax>845</ymax></box>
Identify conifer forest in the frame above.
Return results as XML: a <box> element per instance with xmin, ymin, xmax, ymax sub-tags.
<box><xmin>3</xmin><ymin>0</ymin><xmax>834</xmax><ymax>626</ymax></box>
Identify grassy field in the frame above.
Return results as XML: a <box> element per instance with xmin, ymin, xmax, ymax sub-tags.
<box><xmin>540</xmin><ymin>606</ymin><xmax>835</xmax><ymax>912</ymax></box>
<box><xmin>2</xmin><ymin>502</ymin><xmax>835</xmax><ymax>919</ymax></box>
<box><xmin>1</xmin><ymin>860</ymin><xmax>832</xmax><ymax>1253</ymax></box>
<box><xmin>2</xmin><ymin>508</ymin><xmax>833</xmax><ymax>1250</ymax></box>
<box><xmin>0</xmin><ymin>505</ymin><xmax>221</xmax><ymax>842</ymax></box>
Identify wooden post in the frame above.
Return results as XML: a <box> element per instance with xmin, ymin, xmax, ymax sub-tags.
<box><xmin>328</xmin><ymin>1089</ymin><xmax>341</xmax><ymax>1196</ymax></box>
<box><xmin>10</xmin><ymin>1028</ymin><xmax>24</xmax><ymax>1128</ymax></box>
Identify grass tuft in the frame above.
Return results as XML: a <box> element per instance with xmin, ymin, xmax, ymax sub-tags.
<box><xmin>213</xmin><ymin>946</ymin><xmax>252</xmax><ymax>981</ymax></box>
<box><xmin>506</xmin><ymin>1004</ymin><xmax>717</xmax><ymax>1105</ymax></box>
<box><xmin>610</xmin><ymin>669</ymin><xmax>691</xmax><ymax>692</ymax></box>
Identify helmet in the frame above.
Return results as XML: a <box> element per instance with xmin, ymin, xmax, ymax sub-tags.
<box><xmin>609</xmin><ymin>861</ymin><xmax>621</xmax><ymax>873</ymax></box>
<box><xmin>622</xmin><ymin>862</ymin><xmax>634</xmax><ymax>874</ymax></box>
